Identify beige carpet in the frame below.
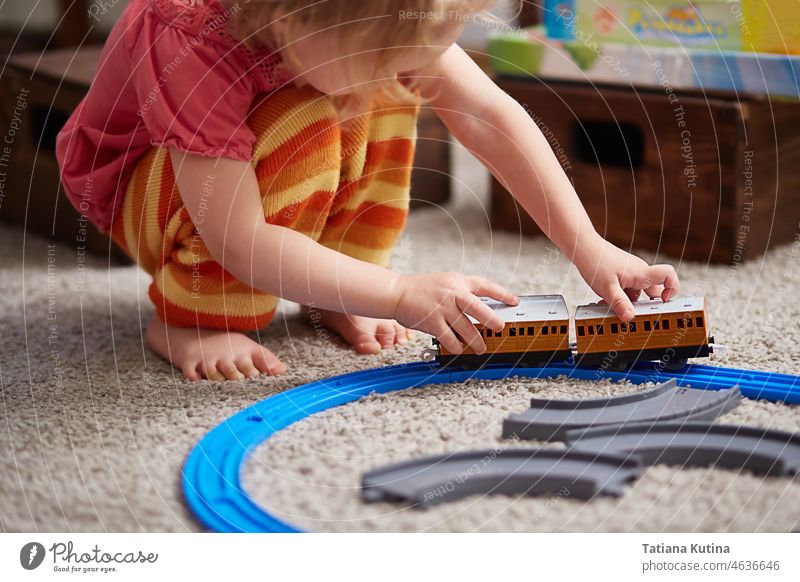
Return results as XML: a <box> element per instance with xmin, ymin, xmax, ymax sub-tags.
<box><xmin>2</xmin><ymin>146</ymin><xmax>800</xmax><ymax>532</ymax></box>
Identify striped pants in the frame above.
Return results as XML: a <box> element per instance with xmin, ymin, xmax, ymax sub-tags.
<box><xmin>111</xmin><ymin>86</ymin><xmax>419</xmax><ymax>330</ymax></box>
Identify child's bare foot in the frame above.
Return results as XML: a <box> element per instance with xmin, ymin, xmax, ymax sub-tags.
<box><xmin>302</xmin><ymin>306</ymin><xmax>415</xmax><ymax>354</ymax></box>
<box><xmin>146</xmin><ymin>319</ymin><xmax>287</xmax><ymax>381</ymax></box>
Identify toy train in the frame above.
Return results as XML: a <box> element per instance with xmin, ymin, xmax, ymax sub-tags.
<box><xmin>420</xmin><ymin>295</ymin><xmax>718</xmax><ymax>371</ymax></box>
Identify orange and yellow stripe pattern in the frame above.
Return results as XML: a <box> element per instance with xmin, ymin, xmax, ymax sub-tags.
<box><xmin>110</xmin><ymin>85</ymin><xmax>419</xmax><ymax>330</ymax></box>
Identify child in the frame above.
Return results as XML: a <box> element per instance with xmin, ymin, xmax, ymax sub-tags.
<box><xmin>56</xmin><ymin>0</ymin><xmax>679</xmax><ymax>381</ymax></box>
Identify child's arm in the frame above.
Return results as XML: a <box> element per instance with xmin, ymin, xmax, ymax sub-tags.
<box><xmin>416</xmin><ymin>45</ymin><xmax>679</xmax><ymax>321</ymax></box>
<box><xmin>167</xmin><ymin>147</ymin><xmax>518</xmax><ymax>353</ymax></box>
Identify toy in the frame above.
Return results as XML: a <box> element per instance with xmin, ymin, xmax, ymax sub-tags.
<box><xmin>184</xmin><ymin>361</ymin><xmax>800</xmax><ymax>532</ymax></box>
<box><xmin>574</xmin><ymin>296</ymin><xmax>712</xmax><ymax>370</ymax></box>
<box><xmin>544</xmin><ymin>0</ymin><xmax>800</xmax><ymax>55</ymax></box>
<box><xmin>566</xmin><ymin>422</ymin><xmax>800</xmax><ymax>476</ymax></box>
<box><xmin>502</xmin><ymin>379</ymin><xmax>741</xmax><ymax>441</ymax></box>
<box><xmin>424</xmin><ymin>295</ymin><xmax>572</xmax><ymax>369</ymax></box>
<box><xmin>421</xmin><ymin>295</ymin><xmax>716</xmax><ymax>372</ymax></box>
<box><xmin>361</xmin><ymin>448</ymin><xmax>641</xmax><ymax>507</ymax></box>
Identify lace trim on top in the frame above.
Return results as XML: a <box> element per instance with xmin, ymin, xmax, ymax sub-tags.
<box><xmin>152</xmin><ymin>0</ymin><xmax>290</xmax><ymax>93</ymax></box>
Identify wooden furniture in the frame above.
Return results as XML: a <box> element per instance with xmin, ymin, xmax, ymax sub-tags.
<box><xmin>57</xmin><ymin>0</ymin><xmax>91</xmax><ymax>47</ymax></box>
<box><xmin>490</xmin><ymin>78</ymin><xmax>800</xmax><ymax>263</ymax></box>
<box><xmin>1</xmin><ymin>46</ymin><xmax>450</xmax><ymax>259</ymax></box>
<box><xmin>0</xmin><ymin>46</ymin><xmax>125</xmax><ymax>259</ymax></box>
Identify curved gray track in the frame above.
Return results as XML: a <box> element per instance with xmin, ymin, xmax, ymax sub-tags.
<box><xmin>361</xmin><ymin>448</ymin><xmax>642</xmax><ymax>508</ymax></box>
<box><xmin>565</xmin><ymin>422</ymin><xmax>800</xmax><ymax>476</ymax></box>
<box><xmin>503</xmin><ymin>379</ymin><xmax>742</xmax><ymax>441</ymax></box>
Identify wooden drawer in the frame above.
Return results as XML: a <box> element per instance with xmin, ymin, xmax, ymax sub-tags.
<box><xmin>491</xmin><ymin>79</ymin><xmax>800</xmax><ymax>263</ymax></box>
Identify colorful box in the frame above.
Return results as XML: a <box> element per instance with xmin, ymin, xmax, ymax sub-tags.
<box><xmin>544</xmin><ymin>0</ymin><xmax>800</xmax><ymax>55</ymax></box>
<box><xmin>488</xmin><ymin>27</ymin><xmax>800</xmax><ymax>100</ymax></box>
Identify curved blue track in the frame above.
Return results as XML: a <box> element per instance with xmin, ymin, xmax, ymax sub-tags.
<box><xmin>182</xmin><ymin>361</ymin><xmax>800</xmax><ymax>533</ymax></box>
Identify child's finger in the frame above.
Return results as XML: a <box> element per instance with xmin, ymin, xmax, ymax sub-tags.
<box><xmin>435</xmin><ymin>324</ymin><xmax>463</xmax><ymax>354</ymax></box>
<box><xmin>448</xmin><ymin>313</ymin><xmax>485</xmax><ymax>354</ymax></box>
<box><xmin>644</xmin><ymin>284</ymin><xmax>664</xmax><ymax>299</ymax></box>
<box><xmin>647</xmin><ymin>264</ymin><xmax>680</xmax><ymax>301</ymax></box>
<box><xmin>605</xmin><ymin>284</ymin><xmax>636</xmax><ymax>322</ymax></box>
<box><xmin>468</xmin><ymin>277</ymin><xmax>519</xmax><ymax>305</ymax></box>
<box><xmin>459</xmin><ymin>294</ymin><xmax>504</xmax><ymax>332</ymax></box>
<box><xmin>625</xmin><ymin>288</ymin><xmax>642</xmax><ymax>303</ymax></box>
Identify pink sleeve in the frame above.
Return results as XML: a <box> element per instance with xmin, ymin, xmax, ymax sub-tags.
<box><xmin>129</xmin><ymin>17</ymin><xmax>256</xmax><ymax>160</ymax></box>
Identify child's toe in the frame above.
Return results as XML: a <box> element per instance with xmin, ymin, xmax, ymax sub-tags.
<box><xmin>252</xmin><ymin>348</ymin><xmax>286</xmax><ymax>375</ymax></box>
<box><xmin>353</xmin><ymin>333</ymin><xmax>382</xmax><ymax>354</ymax></box>
<box><xmin>376</xmin><ymin>322</ymin><xmax>397</xmax><ymax>348</ymax></box>
<box><xmin>217</xmin><ymin>360</ymin><xmax>245</xmax><ymax>381</ymax></box>
<box><xmin>204</xmin><ymin>363</ymin><xmax>227</xmax><ymax>382</ymax></box>
<box><xmin>181</xmin><ymin>363</ymin><xmax>202</xmax><ymax>381</ymax></box>
<box><xmin>393</xmin><ymin>322</ymin><xmax>408</xmax><ymax>344</ymax></box>
<box><xmin>235</xmin><ymin>357</ymin><xmax>260</xmax><ymax>379</ymax></box>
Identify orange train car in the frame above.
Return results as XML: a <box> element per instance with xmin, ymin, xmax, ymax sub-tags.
<box><xmin>422</xmin><ymin>295</ymin><xmax>715</xmax><ymax>371</ymax></box>
<box><xmin>423</xmin><ymin>295</ymin><xmax>572</xmax><ymax>368</ymax></box>
<box><xmin>573</xmin><ymin>296</ymin><xmax>713</xmax><ymax>371</ymax></box>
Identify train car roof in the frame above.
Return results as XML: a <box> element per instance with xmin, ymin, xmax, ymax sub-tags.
<box><xmin>469</xmin><ymin>294</ymin><xmax>568</xmax><ymax>324</ymax></box>
<box><xmin>575</xmin><ymin>296</ymin><xmax>705</xmax><ymax>320</ymax></box>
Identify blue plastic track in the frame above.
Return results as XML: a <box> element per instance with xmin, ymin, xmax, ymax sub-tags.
<box><xmin>182</xmin><ymin>361</ymin><xmax>800</xmax><ymax>533</ymax></box>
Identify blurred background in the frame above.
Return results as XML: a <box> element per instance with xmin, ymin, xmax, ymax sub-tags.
<box><xmin>1</xmin><ymin>1</ymin><xmax>798</xmax><ymax>264</ymax></box>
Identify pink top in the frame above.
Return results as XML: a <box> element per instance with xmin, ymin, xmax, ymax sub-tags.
<box><xmin>56</xmin><ymin>0</ymin><xmax>291</xmax><ymax>232</ymax></box>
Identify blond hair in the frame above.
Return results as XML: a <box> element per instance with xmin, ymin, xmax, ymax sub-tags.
<box><xmin>228</xmin><ymin>0</ymin><xmax>495</xmax><ymax>119</ymax></box>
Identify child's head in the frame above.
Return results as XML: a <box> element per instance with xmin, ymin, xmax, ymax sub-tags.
<box><xmin>228</xmin><ymin>0</ymin><xmax>495</xmax><ymax>96</ymax></box>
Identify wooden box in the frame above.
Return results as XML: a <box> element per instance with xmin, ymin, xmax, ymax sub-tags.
<box><xmin>490</xmin><ymin>78</ymin><xmax>800</xmax><ymax>263</ymax></box>
<box><xmin>0</xmin><ymin>47</ymin><xmax>126</xmax><ymax>260</ymax></box>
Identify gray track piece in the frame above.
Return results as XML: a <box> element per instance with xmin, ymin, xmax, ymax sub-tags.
<box><xmin>361</xmin><ymin>448</ymin><xmax>641</xmax><ymax>508</ymax></box>
<box><xmin>566</xmin><ymin>422</ymin><xmax>800</xmax><ymax>476</ymax></box>
<box><xmin>565</xmin><ymin>422</ymin><xmax>800</xmax><ymax>476</ymax></box>
<box><xmin>502</xmin><ymin>379</ymin><xmax>741</xmax><ymax>442</ymax></box>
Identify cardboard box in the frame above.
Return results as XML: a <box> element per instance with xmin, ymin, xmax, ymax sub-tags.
<box><xmin>545</xmin><ymin>0</ymin><xmax>800</xmax><ymax>54</ymax></box>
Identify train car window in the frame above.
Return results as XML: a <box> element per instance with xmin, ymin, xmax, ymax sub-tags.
<box><xmin>663</xmin><ymin>320</ymin><xmax>670</xmax><ymax>330</ymax></box>
<box><xmin>654</xmin><ymin>320</ymin><xmax>660</xmax><ymax>330</ymax></box>
<box><xmin>528</xmin><ymin>326</ymin><xmax>535</xmax><ymax>335</ymax></box>
<box><xmin>551</xmin><ymin>326</ymin><xmax>557</xmax><ymax>335</ymax></box>
<box><xmin>686</xmin><ymin>318</ymin><xmax>692</xmax><ymax>327</ymax></box>
<box><xmin>510</xmin><ymin>327</ymin><xmax>517</xmax><ymax>337</ymax></box>
<box><xmin>620</xmin><ymin>323</ymin><xmax>627</xmax><ymax>333</ymax></box>
<box><xmin>542</xmin><ymin>326</ymin><xmax>548</xmax><ymax>335</ymax></box>
<box><xmin>560</xmin><ymin>325</ymin><xmax>568</xmax><ymax>335</ymax></box>
<box><xmin>588</xmin><ymin>325</ymin><xmax>594</xmax><ymax>335</ymax></box>
<box><xmin>677</xmin><ymin>318</ymin><xmax>684</xmax><ymax>328</ymax></box>
<box><xmin>629</xmin><ymin>322</ymin><xmax>637</xmax><ymax>332</ymax></box>
<box><xmin>644</xmin><ymin>321</ymin><xmax>651</xmax><ymax>332</ymax></box>
<box><xmin>486</xmin><ymin>329</ymin><xmax>492</xmax><ymax>337</ymax></box>
<box><xmin>518</xmin><ymin>327</ymin><xmax>525</xmax><ymax>336</ymax></box>
<box><xmin>611</xmin><ymin>323</ymin><xmax>619</xmax><ymax>334</ymax></box>
<box><xmin>597</xmin><ymin>324</ymin><xmax>604</xmax><ymax>335</ymax></box>
<box><xmin>577</xmin><ymin>326</ymin><xmax>585</xmax><ymax>336</ymax></box>
<box><xmin>696</xmin><ymin>316</ymin><xmax>704</xmax><ymax>327</ymax></box>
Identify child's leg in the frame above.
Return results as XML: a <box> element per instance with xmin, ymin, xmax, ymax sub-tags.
<box><xmin>111</xmin><ymin>86</ymin><xmax>342</xmax><ymax>379</ymax></box>
<box><xmin>307</xmin><ymin>92</ymin><xmax>421</xmax><ymax>353</ymax></box>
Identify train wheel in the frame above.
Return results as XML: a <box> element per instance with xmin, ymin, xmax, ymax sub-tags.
<box><xmin>420</xmin><ymin>348</ymin><xmax>438</xmax><ymax>362</ymax></box>
<box><xmin>611</xmin><ymin>360</ymin><xmax>630</xmax><ymax>372</ymax></box>
<box><xmin>663</xmin><ymin>357</ymin><xmax>688</xmax><ymax>371</ymax></box>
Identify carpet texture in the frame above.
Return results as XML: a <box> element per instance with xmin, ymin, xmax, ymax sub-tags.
<box><xmin>2</xmin><ymin>146</ymin><xmax>799</xmax><ymax>532</ymax></box>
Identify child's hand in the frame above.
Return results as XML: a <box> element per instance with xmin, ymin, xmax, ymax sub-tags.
<box><xmin>573</xmin><ymin>236</ymin><xmax>680</xmax><ymax>322</ymax></box>
<box><xmin>392</xmin><ymin>273</ymin><xmax>519</xmax><ymax>354</ymax></box>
